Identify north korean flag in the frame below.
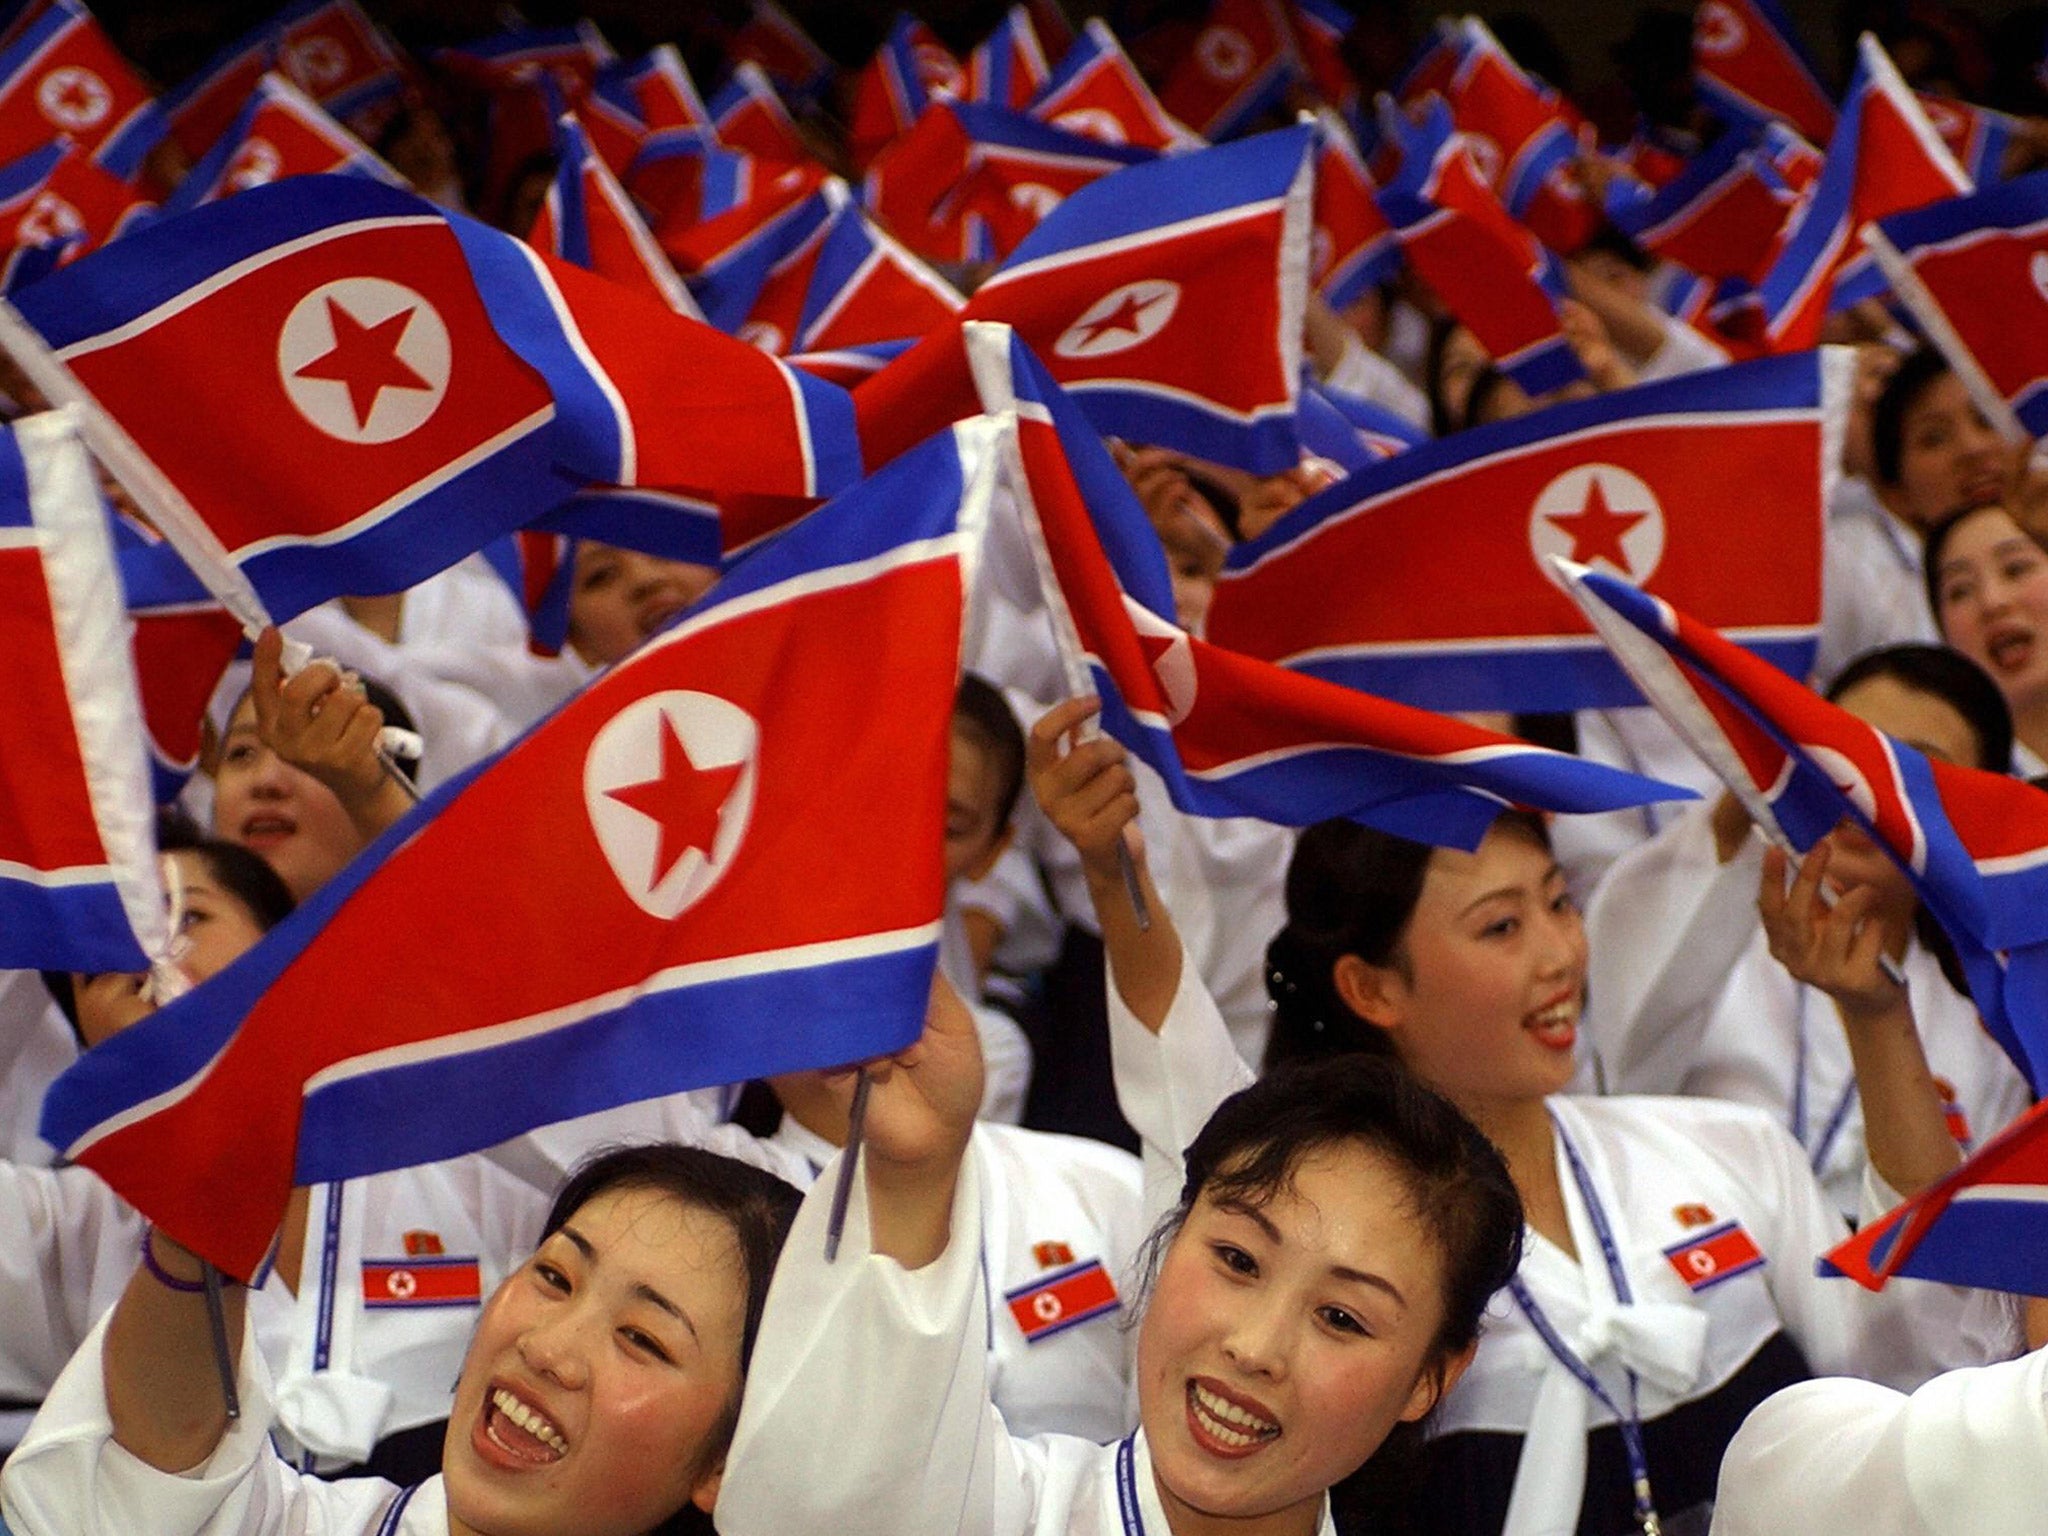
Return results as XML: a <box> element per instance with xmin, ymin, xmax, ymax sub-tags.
<box><xmin>730</xmin><ymin>0</ymin><xmax>835</xmax><ymax>102</ymax></box>
<box><xmin>531</xmin><ymin>106</ymin><xmax>700</xmax><ymax>318</ymax></box>
<box><xmin>789</xmin><ymin>200</ymin><xmax>962</xmax><ymax>355</ymax></box>
<box><xmin>166</xmin><ymin>72</ymin><xmax>404</xmax><ymax>212</ymax></box>
<box><xmin>1158</xmin><ymin>0</ymin><xmax>1302</xmax><ymax>143</ymax></box>
<box><xmin>273</xmin><ymin>0</ymin><xmax>410</xmax><ymax>129</ymax></box>
<box><xmin>972</xmin><ymin>321</ymin><xmax>1692</xmax><ymax>848</ymax></box>
<box><xmin>0</xmin><ymin>408</ymin><xmax>173</xmax><ymax>973</ymax></box>
<box><xmin>0</xmin><ymin>135</ymin><xmax>151</xmax><ymax>278</ymax></box>
<box><xmin>708</xmin><ymin>61</ymin><xmax>812</xmax><ymax>170</ymax></box>
<box><xmin>957</xmin><ymin>123</ymin><xmax>1316</xmax><ymax>473</ymax></box>
<box><xmin>1867</xmin><ymin>170</ymin><xmax>2048</xmax><ymax>438</ymax></box>
<box><xmin>1208</xmin><ymin>350</ymin><xmax>1841</xmax><ymax>711</ymax></box>
<box><xmin>1311</xmin><ymin>110</ymin><xmax>1398</xmax><ymax>308</ymax></box>
<box><xmin>1392</xmin><ymin>19</ymin><xmax>1464</xmax><ymax>109</ymax></box>
<box><xmin>629</xmin><ymin>127</ymin><xmax>761</xmax><ymax>230</ymax></box>
<box><xmin>533</xmin><ymin>484</ymin><xmax>722</xmax><ymax>571</ymax></box>
<box><xmin>479</xmin><ymin>528</ymin><xmax>575</xmax><ymax>657</ymax></box>
<box><xmin>1289</xmin><ymin>0</ymin><xmax>1357</xmax><ymax>117</ymax></box>
<box><xmin>159</xmin><ymin>22</ymin><xmax>274</xmax><ymax>163</ymax></box>
<box><xmin>0</xmin><ymin>0</ymin><xmax>160</xmax><ymax>177</ymax></box>
<box><xmin>849</xmin><ymin>14</ymin><xmax>962</xmax><ymax>171</ymax></box>
<box><xmin>949</xmin><ymin>102</ymin><xmax>1156</xmax><ymax>261</ymax></box>
<box><xmin>1</xmin><ymin>175</ymin><xmax>860</xmax><ymax>628</ymax></box>
<box><xmin>605</xmin><ymin>43</ymin><xmax>710</xmax><ymax>135</ymax></box>
<box><xmin>965</xmin><ymin>5</ymin><xmax>1051</xmax><ymax>111</ymax></box>
<box><xmin>862</xmin><ymin>101</ymin><xmax>985</xmax><ymax>264</ymax></box>
<box><xmin>1606</xmin><ymin>120</ymin><xmax>1818</xmax><ymax>283</ymax></box>
<box><xmin>1918</xmin><ymin>93</ymin><xmax>2016</xmax><ymax>187</ymax></box>
<box><xmin>1692</xmin><ymin>0</ymin><xmax>1837</xmax><ymax>148</ymax></box>
<box><xmin>678</xmin><ymin>175</ymin><xmax>843</xmax><ymax>348</ymax></box>
<box><xmin>1440</xmin><ymin>17</ymin><xmax>1593</xmax><ymax>251</ymax></box>
<box><xmin>1376</xmin><ymin>96</ymin><xmax>1585</xmax><ymax>396</ymax></box>
<box><xmin>1559</xmin><ymin>558</ymin><xmax>2048</xmax><ymax>1092</ymax></box>
<box><xmin>1028</xmin><ymin>19</ymin><xmax>1202</xmax><ymax>153</ymax></box>
<box><xmin>1756</xmin><ymin>34</ymin><xmax>1969</xmax><ymax>352</ymax></box>
<box><xmin>39</xmin><ymin>418</ymin><xmax>1005</xmax><ymax>1279</ymax></box>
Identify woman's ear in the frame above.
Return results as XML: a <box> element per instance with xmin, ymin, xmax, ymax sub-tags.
<box><xmin>1331</xmin><ymin>952</ymin><xmax>1406</xmax><ymax>1032</ymax></box>
<box><xmin>1400</xmin><ymin>1339</ymin><xmax>1478</xmax><ymax>1424</ymax></box>
<box><xmin>689</xmin><ymin>1457</ymin><xmax>725</xmax><ymax>1514</ymax></box>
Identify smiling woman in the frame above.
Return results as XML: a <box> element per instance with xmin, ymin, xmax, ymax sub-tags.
<box><xmin>0</xmin><ymin>1145</ymin><xmax>801</xmax><ymax>1536</ymax></box>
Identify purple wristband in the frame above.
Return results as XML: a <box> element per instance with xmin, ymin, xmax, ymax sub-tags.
<box><xmin>139</xmin><ymin>1227</ymin><xmax>207</xmax><ymax>1294</ymax></box>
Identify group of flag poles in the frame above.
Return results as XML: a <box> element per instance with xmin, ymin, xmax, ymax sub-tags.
<box><xmin>9</xmin><ymin>0</ymin><xmax>2048</xmax><ymax>1335</ymax></box>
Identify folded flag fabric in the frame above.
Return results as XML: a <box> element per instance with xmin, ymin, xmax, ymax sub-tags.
<box><xmin>708</xmin><ymin>61</ymin><xmax>812</xmax><ymax>170</ymax></box>
<box><xmin>167</xmin><ymin>71</ymin><xmax>404</xmax><ymax>212</ymax></box>
<box><xmin>1158</xmin><ymin>0</ymin><xmax>1302</xmax><ymax>143</ymax></box>
<box><xmin>39</xmin><ymin>416</ymin><xmax>1005</xmax><ymax>1279</ymax></box>
<box><xmin>1691</xmin><ymin>0</ymin><xmax>1837</xmax><ymax>148</ymax></box>
<box><xmin>0</xmin><ymin>406</ymin><xmax>170</xmax><ymax>973</ymax></box>
<box><xmin>0</xmin><ymin>134</ymin><xmax>151</xmax><ymax>286</ymax></box>
<box><xmin>1208</xmin><ymin>349</ymin><xmax>1844</xmax><ymax>710</ymax></box>
<box><xmin>530</xmin><ymin>105</ymin><xmax>699</xmax><ymax>318</ymax></box>
<box><xmin>0</xmin><ymin>174</ymin><xmax>860</xmax><ymax>631</ymax></box>
<box><xmin>730</xmin><ymin>0</ymin><xmax>835</xmax><ymax>102</ymax></box>
<box><xmin>1028</xmin><ymin>18</ymin><xmax>1201</xmax><ymax>153</ymax></box>
<box><xmin>1310</xmin><ymin>110</ymin><xmax>1399</xmax><ymax>309</ymax></box>
<box><xmin>965</xmin><ymin>4</ymin><xmax>1051</xmax><ymax>111</ymax></box>
<box><xmin>1605</xmin><ymin>119</ymin><xmax>1819</xmax><ymax>283</ymax></box>
<box><xmin>0</xmin><ymin>0</ymin><xmax>161</xmax><ymax>177</ymax></box>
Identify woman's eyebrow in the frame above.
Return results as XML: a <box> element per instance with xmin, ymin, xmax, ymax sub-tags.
<box><xmin>557</xmin><ymin>1224</ymin><xmax>700</xmax><ymax>1342</ymax></box>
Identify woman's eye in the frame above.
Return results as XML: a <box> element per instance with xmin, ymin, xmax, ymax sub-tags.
<box><xmin>1319</xmin><ymin>1306</ymin><xmax>1368</xmax><ymax>1337</ymax></box>
<box><xmin>1212</xmin><ymin>1243</ymin><xmax>1257</xmax><ymax>1276</ymax></box>
<box><xmin>533</xmin><ymin>1261</ymin><xmax>570</xmax><ymax>1293</ymax></box>
<box><xmin>1483</xmin><ymin>916</ymin><xmax>1519</xmax><ymax>939</ymax></box>
<box><xmin>621</xmin><ymin>1327</ymin><xmax>673</xmax><ymax>1363</ymax></box>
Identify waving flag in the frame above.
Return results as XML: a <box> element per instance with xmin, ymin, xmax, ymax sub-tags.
<box><xmin>863</xmin><ymin>100</ymin><xmax>987</xmax><ymax>264</ymax></box>
<box><xmin>731</xmin><ymin>0</ymin><xmax>834</xmax><ymax>102</ymax></box>
<box><xmin>0</xmin><ymin>0</ymin><xmax>160</xmax><ymax>176</ymax></box>
<box><xmin>951</xmin><ymin>102</ymin><xmax>1156</xmax><ymax>260</ymax></box>
<box><xmin>1557</xmin><ymin>559</ymin><xmax>2048</xmax><ymax>1094</ymax></box>
<box><xmin>39</xmin><ymin>418</ymin><xmax>1004</xmax><ymax>1279</ymax></box>
<box><xmin>1208</xmin><ymin>350</ymin><xmax>1844</xmax><ymax>710</ymax></box>
<box><xmin>1159</xmin><ymin>0</ymin><xmax>1301</xmax><ymax>142</ymax></box>
<box><xmin>1756</xmin><ymin>34</ymin><xmax>1969</xmax><ymax>351</ymax></box>
<box><xmin>1311</xmin><ymin>112</ymin><xmax>1397</xmax><ymax>306</ymax></box>
<box><xmin>1918</xmin><ymin>93</ymin><xmax>2015</xmax><ymax>187</ymax></box>
<box><xmin>531</xmin><ymin>106</ymin><xmax>699</xmax><ymax>318</ymax></box>
<box><xmin>0</xmin><ymin>175</ymin><xmax>860</xmax><ymax>631</ymax></box>
<box><xmin>535</xmin><ymin>484</ymin><xmax>723</xmax><ymax>569</ymax></box>
<box><xmin>1393</xmin><ymin>18</ymin><xmax>1463</xmax><ymax>109</ymax></box>
<box><xmin>433</xmin><ymin>22</ymin><xmax>614</xmax><ymax>96</ymax></box>
<box><xmin>480</xmin><ymin>528</ymin><xmax>575</xmax><ymax>657</ymax></box>
<box><xmin>1377</xmin><ymin>97</ymin><xmax>1585</xmax><ymax>395</ymax></box>
<box><xmin>604</xmin><ymin>42</ymin><xmax>708</xmax><ymax>134</ymax></box>
<box><xmin>951</xmin><ymin>122</ymin><xmax>1315</xmax><ymax>473</ymax></box>
<box><xmin>1290</xmin><ymin>0</ymin><xmax>1357</xmax><ymax>117</ymax></box>
<box><xmin>1823</xmin><ymin>1095</ymin><xmax>2048</xmax><ymax>1293</ymax></box>
<box><xmin>0</xmin><ymin>135</ymin><xmax>151</xmax><ymax>281</ymax></box>
<box><xmin>1606</xmin><ymin>120</ymin><xmax>1818</xmax><ymax>282</ymax></box>
<box><xmin>1440</xmin><ymin>17</ymin><xmax>1594</xmax><ymax>251</ymax></box>
<box><xmin>677</xmin><ymin>174</ymin><xmax>843</xmax><ymax>346</ymax></box>
<box><xmin>167</xmin><ymin>72</ymin><xmax>403</xmax><ymax>211</ymax></box>
<box><xmin>1029</xmin><ymin>19</ymin><xmax>1201</xmax><ymax>152</ymax></box>
<box><xmin>274</xmin><ymin>0</ymin><xmax>409</xmax><ymax>128</ymax></box>
<box><xmin>0</xmin><ymin>407</ymin><xmax>171</xmax><ymax>973</ymax></box>
<box><xmin>1866</xmin><ymin>170</ymin><xmax>2048</xmax><ymax>439</ymax></box>
<box><xmin>969</xmin><ymin>321</ymin><xmax>1691</xmax><ymax>849</ymax></box>
<box><xmin>965</xmin><ymin>5</ymin><xmax>1050</xmax><ymax>110</ymax></box>
<box><xmin>160</xmin><ymin>24</ymin><xmax>274</xmax><ymax>162</ymax></box>
<box><xmin>111</xmin><ymin>514</ymin><xmax>246</xmax><ymax>802</ymax></box>
<box><xmin>1692</xmin><ymin>0</ymin><xmax>1836</xmax><ymax>148</ymax></box>
<box><xmin>788</xmin><ymin>199</ymin><xmax>962</xmax><ymax>354</ymax></box>
<box><xmin>632</xmin><ymin>128</ymin><xmax>765</xmax><ymax>229</ymax></box>
<box><xmin>708</xmin><ymin>61</ymin><xmax>812</xmax><ymax>169</ymax></box>
<box><xmin>850</xmin><ymin>14</ymin><xmax>962</xmax><ymax>170</ymax></box>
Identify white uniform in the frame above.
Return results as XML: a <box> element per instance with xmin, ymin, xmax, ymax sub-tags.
<box><xmin>1113</xmin><ymin>944</ymin><xmax>2018</xmax><ymax>1536</ymax></box>
<box><xmin>1709</xmin><ymin>1346</ymin><xmax>2048</xmax><ymax>1536</ymax></box>
<box><xmin>1584</xmin><ymin>803</ymin><xmax>2031</xmax><ymax>1215</ymax></box>
<box><xmin>0</xmin><ymin>1163</ymin><xmax>141</xmax><ymax>1405</ymax></box>
<box><xmin>496</xmin><ymin>1091</ymin><xmax>1146</xmax><ymax>1444</ymax></box>
<box><xmin>716</xmin><ymin>1140</ymin><xmax>1337</xmax><ymax>1536</ymax></box>
<box><xmin>0</xmin><ymin>969</ymin><xmax>75</xmax><ymax>1165</ymax></box>
<box><xmin>1552</xmin><ymin>708</ymin><xmax>1726</xmax><ymax>907</ymax></box>
<box><xmin>1814</xmin><ymin>476</ymin><xmax>1936</xmax><ymax>690</ymax></box>
<box><xmin>1</xmin><ymin>1308</ymin><xmax>448</xmax><ymax>1536</ymax></box>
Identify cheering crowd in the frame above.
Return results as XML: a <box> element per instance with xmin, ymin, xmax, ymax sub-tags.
<box><xmin>7</xmin><ymin>0</ymin><xmax>2048</xmax><ymax>1533</ymax></box>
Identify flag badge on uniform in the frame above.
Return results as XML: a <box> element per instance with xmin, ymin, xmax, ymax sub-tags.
<box><xmin>1663</xmin><ymin>1220</ymin><xmax>1766</xmax><ymax>1291</ymax></box>
<box><xmin>1005</xmin><ymin>1256</ymin><xmax>1121</xmax><ymax>1342</ymax></box>
<box><xmin>362</xmin><ymin>1255</ymin><xmax>483</xmax><ymax>1309</ymax></box>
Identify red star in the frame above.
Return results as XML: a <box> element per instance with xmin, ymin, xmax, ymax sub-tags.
<box><xmin>1544</xmin><ymin>475</ymin><xmax>1650</xmax><ymax>572</ymax></box>
<box><xmin>293</xmin><ymin>298</ymin><xmax>433</xmax><ymax>428</ymax></box>
<box><xmin>1075</xmin><ymin>289</ymin><xmax>1161</xmax><ymax>347</ymax></box>
<box><xmin>604</xmin><ymin>715</ymin><xmax>745</xmax><ymax>888</ymax></box>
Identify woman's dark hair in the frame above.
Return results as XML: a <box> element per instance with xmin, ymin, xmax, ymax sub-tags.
<box><xmin>953</xmin><ymin>673</ymin><xmax>1027</xmax><ymax>832</ymax></box>
<box><xmin>1923</xmin><ymin>503</ymin><xmax>2044</xmax><ymax>655</ymax></box>
<box><xmin>1264</xmin><ymin>811</ymin><xmax>1551</xmax><ymax>1073</ymax></box>
<box><xmin>225</xmin><ymin>670</ymin><xmax>422</xmax><ymax>784</ymax></box>
<box><xmin>1824</xmin><ymin>643</ymin><xmax>2015</xmax><ymax>998</ymax></box>
<box><xmin>1825</xmin><ymin>642</ymin><xmax>2013</xmax><ymax>774</ymax></box>
<box><xmin>40</xmin><ymin>821</ymin><xmax>297</xmax><ymax>1042</ymax></box>
<box><xmin>1871</xmin><ymin>345</ymin><xmax>1953</xmax><ymax>489</ymax></box>
<box><xmin>543</xmin><ymin>1143</ymin><xmax>802</xmax><ymax>1536</ymax></box>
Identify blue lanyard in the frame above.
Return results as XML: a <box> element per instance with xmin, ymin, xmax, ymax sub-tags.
<box><xmin>1791</xmin><ymin>988</ymin><xmax>1860</xmax><ymax>1177</ymax></box>
<box><xmin>1508</xmin><ymin>1121</ymin><xmax>1663</xmax><ymax>1536</ymax></box>
<box><xmin>1115</xmin><ymin>1434</ymin><xmax>1145</xmax><ymax>1536</ymax></box>
<box><xmin>299</xmin><ymin>1180</ymin><xmax>347</xmax><ymax>1474</ymax></box>
<box><xmin>374</xmin><ymin>1483</ymin><xmax>418</xmax><ymax>1536</ymax></box>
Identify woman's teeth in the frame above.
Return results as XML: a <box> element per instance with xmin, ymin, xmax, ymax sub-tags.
<box><xmin>1190</xmin><ymin>1382</ymin><xmax>1279</xmax><ymax>1447</ymax></box>
<box><xmin>1525</xmin><ymin>1000</ymin><xmax>1576</xmax><ymax>1040</ymax></box>
<box><xmin>489</xmin><ymin>1387</ymin><xmax>569</xmax><ymax>1457</ymax></box>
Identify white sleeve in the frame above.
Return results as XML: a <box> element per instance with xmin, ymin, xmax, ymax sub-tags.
<box><xmin>0</xmin><ymin>1165</ymin><xmax>142</xmax><ymax>1399</ymax></box>
<box><xmin>1751</xmin><ymin>1114</ymin><xmax>2014</xmax><ymax>1390</ymax></box>
<box><xmin>1321</xmin><ymin>330</ymin><xmax>1430</xmax><ymax>429</ymax></box>
<box><xmin>717</xmin><ymin>1142</ymin><xmax>1028</xmax><ymax>1536</ymax></box>
<box><xmin>1711</xmin><ymin>1348</ymin><xmax>2048</xmax><ymax>1536</ymax></box>
<box><xmin>1107</xmin><ymin>939</ymin><xmax>1256</xmax><ymax>1238</ymax></box>
<box><xmin>1631</xmin><ymin>314</ymin><xmax>1729</xmax><ymax>383</ymax></box>
<box><xmin>1582</xmin><ymin>800</ymin><xmax>1763</xmax><ymax>1093</ymax></box>
<box><xmin>0</xmin><ymin>1308</ymin><xmax>402</xmax><ymax>1536</ymax></box>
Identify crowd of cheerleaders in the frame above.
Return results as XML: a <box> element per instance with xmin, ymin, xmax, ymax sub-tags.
<box><xmin>5</xmin><ymin>5</ymin><xmax>2048</xmax><ymax>1536</ymax></box>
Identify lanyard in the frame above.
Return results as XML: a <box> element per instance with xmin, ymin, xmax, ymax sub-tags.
<box><xmin>299</xmin><ymin>1180</ymin><xmax>347</xmax><ymax>1473</ymax></box>
<box><xmin>1508</xmin><ymin>1122</ymin><xmax>1662</xmax><ymax>1536</ymax></box>
<box><xmin>1790</xmin><ymin>988</ymin><xmax>1859</xmax><ymax>1178</ymax></box>
<box><xmin>1115</xmin><ymin>1434</ymin><xmax>1145</xmax><ymax>1536</ymax></box>
<box><xmin>374</xmin><ymin>1483</ymin><xmax>418</xmax><ymax>1536</ymax></box>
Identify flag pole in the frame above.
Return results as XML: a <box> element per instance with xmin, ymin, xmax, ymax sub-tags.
<box><xmin>824</xmin><ymin>1067</ymin><xmax>873</xmax><ymax>1261</ymax></box>
<box><xmin>199</xmin><ymin>1264</ymin><xmax>241</xmax><ymax>1420</ymax></box>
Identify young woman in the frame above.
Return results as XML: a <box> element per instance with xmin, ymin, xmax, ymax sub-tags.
<box><xmin>1583</xmin><ymin>644</ymin><xmax>2031</xmax><ymax>1217</ymax></box>
<box><xmin>1024</xmin><ymin>697</ymin><xmax>2011</xmax><ymax>1536</ymax></box>
<box><xmin>1926</xmin><ymin>502</ymin><xmax>2048</xmax><ymax>774</ymax></box>
<box><xmin>0</xmin><ymin>1142</ymin><xmax>801</xmax><ymax>1536</ymax></box>
<box><xmin>714</xmin><ymin>975</ymin><xmax>1524</xmax><ymax>1536</ymax></box>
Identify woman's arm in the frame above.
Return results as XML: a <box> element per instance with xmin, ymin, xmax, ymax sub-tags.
<box><xmin>103</xmin><ymin>1230</ymin><xmax>246</xmax><ymax>1472</ymax></box>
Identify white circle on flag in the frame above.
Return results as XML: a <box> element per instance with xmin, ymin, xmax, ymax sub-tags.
<box><xmin>1050</xmin><ymin>107</ymin><xmax>1127</xmax><ymax>144</ymax></box>
<box><xmin>37</xmin><ymin>67</ymin><xmax>110</xmax><ymax>131</ymax></box>
<box><xmin>1127</xmin><ymin>597</ymin><xmax>1197</xmax><ymax>725</ymax></box>
<box><xmin>276</xmin><ymin>278</ymin><xmax>452</xmax><ymax>444</ymax></box>
<box><xmin>228</xmin><ymin>137</ymin><xmax>283</xmax><ymax>192</ymax></box>
<box><xmin>584</xmin><ymin>691</ymin><xmax>759</xmax><ymax>920</ymax></box>
<box><xmin>1054</xmin><ymin>279</ymin><xmax>1182</xmax><ymax>359</ymax></box>
<box><xmin>1687</xmin><ymin>1249</ymin><xmax>1716</xmax><ymax>1277</ymax></box>
<box><xmin>1033</xmin><ymin>1291</ymin><xmax>1063</xmax><ymax>1321</ymax></box>
<box><xmin>1920</xmin><ymin>98</ymin><xmax>1962</xmax><ymax>138</ymax></box>
<box><xmin>739</xmin><ymin>320</ymin><xmax>786</xmax><ymax>354</ymax></box>
<box><xmin>1009</xmin><ymin>181</ymin><xmax>1062</xmax><ymax>220</ymax></box>
<box><xmin>1199</xmin><ymin>25</ymin><xmax>1255</xmax><ymax>82</ymax></box>
<box><xmin>2030</xmin><ymin>251</ymin><xmax>2048</xmax><ymax>306</ymax></box>
<box><xmin>914</xmin><ymin>43</ymin><xmax>963</xmax><ymax>98</ymax></box>
<box><xmin>1801</xmin><ymin>743</ymin><xmax>1878</xmax><ymax>822</ymax></box>
<box><xmin>1695</xmin><ymin>1</ymin><xmax>1746</xmax><ymax>57</ymax></box>
<box><xmin>1528</xmin><ymin>463</ymin><xmax>1666</xmax><ymax>584</ymax></box>
<box><xmin>17</xmin><ymin>190</ymin><xmax>82</xmax><ymax>246</ymax></box>
<box><xmin>287</xmin><ymin>35</ymin><xmax>350</xmax><ymax>91</ymax></box>
<box><xmin>1461</xmin><ymin>131</ymin><xmax>1504</xmax><ymax>188</ymax></box>
<box><xmin>387</xmin><ymin>1269</ymin><xmax>417</xmax><ymax>1299</ymax></box>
